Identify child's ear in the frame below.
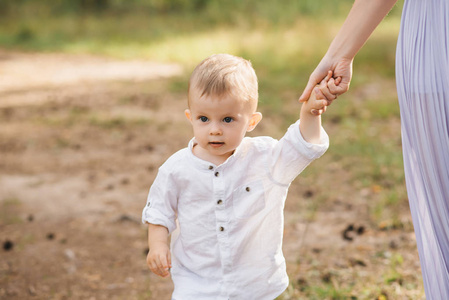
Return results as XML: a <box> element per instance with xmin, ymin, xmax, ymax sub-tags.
<box><xmin>247</xmin><ymin>112</ymin><xmax>262</xmax><ymax>132</ymax></box>
<box><xmin>185</xmin><ymin>109</ymin><xmax>192</xmax><ymax>122</ymax></box>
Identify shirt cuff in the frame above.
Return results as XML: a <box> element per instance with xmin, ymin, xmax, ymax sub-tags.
<box><xmin>142</xmin><ymin>207</ymin><xmax>177</xmax><ymax>234</ymax></box>
<box><xmin>291</xmin><ymin>119</ymin><xmax>329</xmax><ymax>160</ymax></box>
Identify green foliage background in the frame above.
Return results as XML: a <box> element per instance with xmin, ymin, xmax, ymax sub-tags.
<box><xmin>0</xmin><ymin>0</ymin><xmax>402</xmax><ymax>104</ymax></box>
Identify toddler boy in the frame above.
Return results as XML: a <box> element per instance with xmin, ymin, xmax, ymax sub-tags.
<box><xmin>142</xmin><ymin>53</ymin><xmax>330</xmax><ymax>299</ymax></box>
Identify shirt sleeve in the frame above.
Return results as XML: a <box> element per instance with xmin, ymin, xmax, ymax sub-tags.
<box><xmin>141</xmin><ymin>167</ymin><xmax>178</xmax><ymax>234</ymax></box>
<box><xmin>268</xmin><ymin>119</ymin><xmax>329</xmax><ymax>185</ymax></box>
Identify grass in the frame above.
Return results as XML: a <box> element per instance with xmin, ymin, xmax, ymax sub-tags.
<box><xmin>0</xmin><ymin>197</ymin><xmax>23</xmax><ymax>226</ymax></box>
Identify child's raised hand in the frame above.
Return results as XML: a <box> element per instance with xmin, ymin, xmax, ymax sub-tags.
<box><xmin>309</xmin><ymin>71</ymin><xmax>341</xmax><ymax>116</ymax></box>
<box><xmin>146</xmin><ymin>243</ymin><xmax>172</xmax><ymax>278</ymax></box>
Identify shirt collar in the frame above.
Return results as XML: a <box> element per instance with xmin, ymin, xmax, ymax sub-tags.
<box><xmin>187</xmin><ymin>137</ymin><xmax>246</xmax><ymax>170</ymax></box>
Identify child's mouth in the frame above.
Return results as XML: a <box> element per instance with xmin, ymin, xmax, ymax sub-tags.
<box><xmin>209</xmin><ymin>142</ymin><xmax>224</xmax><ymax>148</ymax></box>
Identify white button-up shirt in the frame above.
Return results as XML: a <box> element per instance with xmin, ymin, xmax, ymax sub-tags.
<box><xmin>142</xmin><ymin>120</ymin><xmax>329</xmax><ymax>300</ymax></box>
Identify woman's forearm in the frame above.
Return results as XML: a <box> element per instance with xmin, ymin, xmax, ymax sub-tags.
<box><xmin>326</xmin><ymin>0</ymin><xmax>398</xmax><ymax>61</ymax></box>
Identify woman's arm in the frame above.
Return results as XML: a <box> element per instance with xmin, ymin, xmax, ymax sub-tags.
<box><xmin>327</xmin><ymin>0</ymin><xmax>398</xmax><ymax>61</ymax></box>
<box><xmin>299</xmin><ymin>0</ymin><xmax>399</xmax><ymax>103</ymax></box>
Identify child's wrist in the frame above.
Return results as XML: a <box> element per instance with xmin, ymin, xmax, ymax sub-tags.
<box><xmin>301</xmin><ymin>102</ymin><xmax>318</xmax><ymax>116</ymax></box>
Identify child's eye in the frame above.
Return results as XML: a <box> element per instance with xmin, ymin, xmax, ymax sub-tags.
<box><xmin>199</xmin><ymin>116</ymin><xmax>208</xmax><ymax>122</ymax></box>
<box><xmin>223</xmin><ymin>117</ymin><xmax>233</xmax><ymax>123</ymax></box>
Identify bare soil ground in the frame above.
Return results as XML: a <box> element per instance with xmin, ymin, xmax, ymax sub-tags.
<box><xmin>0</xmin><ymin>51</ymin><xmax>424</xmax><ymax>299</ymax></box>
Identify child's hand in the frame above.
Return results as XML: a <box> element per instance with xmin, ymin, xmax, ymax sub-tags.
<box><xmin>146</xmin><ymin>243</ymin><xmax>172</xmax><ymax>278</ymax></box>
<box><xmin>309</xmin><ymin>71</ymin><xmax>341</xmax><ymax>116</ymax></box>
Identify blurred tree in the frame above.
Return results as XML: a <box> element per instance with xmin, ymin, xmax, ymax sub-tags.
<box><xmin>0</xmin><ymin>0</ymin><xmax>362</xmax><ymax>18</ymax></box>
<box><xmin>79</xmin><ymin>0</ymin><xmax>110</xmax><ymax>12</ymax></box>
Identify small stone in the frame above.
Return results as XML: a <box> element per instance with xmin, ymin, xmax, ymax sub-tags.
<box><xmin>321</xmin><ymin>272</ymin><xmax>332</xmax><ymax>283</ymax></box>
<box><xmin>64</xmin><ymin>249</ymin><xmax>76</xmax><ymax>261</ymax></box>
<box><xmin>28</xmin><ymin>285</ymin><xmax>37</xmax><ymax>296</ymax></box>
<box><xmin>342</xmin><ymin>226</ymin><xmax>355</xmax><ymax>241</ymax></box>
<box><xmin>357</xmin><ymin>226</ymin><xmax>365</xmax><ymax>235</ymax></box>
<box><xmin>116</xmin><ymin>214</ymin><xmax>140</xmax><ymax>223</ymax></box>
<box><xmin>125</xmin><ymin>277</ymin><xmax>134</xmax><ymax>283</ymax></box>
<box><xmin>296</xmin><ymin>277</ymin><xmax>308</xmax><ymax>291</ymax></box>
<box><xmin>349</xmin><ymin>258</ymin><xmax>367</xmax><ymax>267</ymax></box>
<box><xmin>303</xmin><ymin>190</ymin><xmax>314</xmax><ymax>198</ymax></box>
<box><xmin>3</xmin><ymin>240</ymin><xmax>13</xmax><ymax>251</ymax></box>
<box><xmin>389</xmin><ymin>240</ymin><xmax>398</xmax><ymax>249</ymax></box>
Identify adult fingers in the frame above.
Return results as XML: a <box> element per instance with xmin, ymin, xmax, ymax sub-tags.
<box><xmin>300</xmin><ymin>66</ymin><xmax>331</xmax><ymax>102</ymax></box>
<box><xmin>321</xmin><ymin>70</ymin><xmax>333</xmax><ymax>84</ymax></box>
<box><xmin>328</xmin><ymin>77</ymin><xmax>349</xmax><ymax>96</ymax></box>
<box><xmin>334</xmin><ymin>76</ymin><xmax>342</xmax><ymax>85</ymax></box>
<box><xmin>299</xmin><ymin>78</ymin><xmax>318</xmax><ymax>103</ymax></box>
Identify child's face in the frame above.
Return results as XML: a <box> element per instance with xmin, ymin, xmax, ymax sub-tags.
<box><xmin>185</xmin><ymin>90</ymin><xmax>262</xmax><ymax>164</ymax></box>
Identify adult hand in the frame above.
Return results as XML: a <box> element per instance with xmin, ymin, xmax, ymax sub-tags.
<box><xmin>299</xmin><ymin>56</ymin><xmax>353</xmax><ymax>104</ymax></box>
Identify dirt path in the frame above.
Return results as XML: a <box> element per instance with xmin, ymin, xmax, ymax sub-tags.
<box><xmin>0</xmin><ymin>51</ymin><xmax>182</xmax><ymax>108</ymax></box>
<box><xmin>0</xmin><ymin>51</ymin><xmax>184</xmax><ymax>299</ymax></box>
<box><xmin>0</xmin><ymin>51</ymin><xmax>424</xmax><ymax>299</ymax></box>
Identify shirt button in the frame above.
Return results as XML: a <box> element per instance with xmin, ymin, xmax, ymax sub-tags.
<box><xmin>147</xmin><ymin>202</ymin><xmax>151</xmax><ymax>207</ymax></box>
<box><xmin>246</xmin><ymin>187</ymin><xmax>250</xmax><ymax>192</ymax></box>
<box><xmin>219</xmin><ymin>226</ymin><xmax>224</xmax><ymax>231</ymax></box>
<box><xmin>209</xmin><ymin>165</ymin><xmax>213</xmax><ymax>170</ymax></box>
<box><xmin>217</xmin><ymin>199</ymin><xmax>223</xmax><ymax>205</ymax></box>
<box><xmin>215</xmin><ymin>172</ymin><xmax>219</xmax><ymax>177</ymax></box>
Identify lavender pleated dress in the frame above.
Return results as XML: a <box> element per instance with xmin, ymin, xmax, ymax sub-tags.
<box><xmin>396</xmin><ymin>0</ymin><xmax>449</xmax><ymax>298</ymax></box>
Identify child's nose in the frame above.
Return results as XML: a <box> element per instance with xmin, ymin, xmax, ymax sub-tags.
<box><xmin>209</xmin><ymin>123</ymin><xmax>222</xmax><ymax>135</ymax></box>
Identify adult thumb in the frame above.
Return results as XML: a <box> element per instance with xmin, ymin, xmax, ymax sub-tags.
<box><xmin>299</xmin><ymin>80</ymin><xmax>315</xmax><ymax>103</ymax></box>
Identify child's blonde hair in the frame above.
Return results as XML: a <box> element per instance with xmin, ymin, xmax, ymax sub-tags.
<box><xmin>188</xmin><ymin>54</ymin><xmax>258</xmax><ymax>109</ymax></box>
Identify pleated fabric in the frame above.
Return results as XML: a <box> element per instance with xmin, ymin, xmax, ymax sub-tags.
<box><xmin>396</xmin><ymin>0</ymin><xmax>449</xmax><ymax>298</ymax></box>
